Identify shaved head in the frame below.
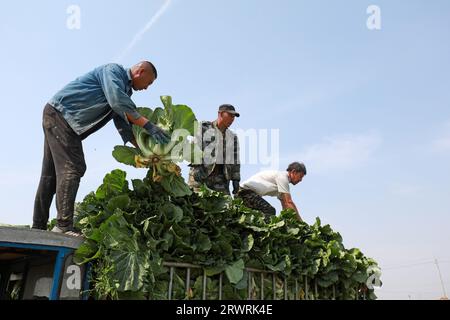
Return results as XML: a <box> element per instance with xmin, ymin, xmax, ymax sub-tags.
<box><xmin>133</xmin><ymin>61</ymin><xmax>157</xmax><ymax>78</ymax></box>
<box><xmin>130</xmin><ymin>61</ymin><xmax>157</xmax><ymax>91</ymax></box>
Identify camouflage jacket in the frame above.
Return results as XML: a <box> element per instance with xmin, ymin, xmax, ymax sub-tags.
<box><xmin>189</xmin><ymin>120</ymin><xmax>241</xmax><ymax>183</ymax></box>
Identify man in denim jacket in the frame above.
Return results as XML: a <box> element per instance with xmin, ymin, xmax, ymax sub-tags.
<box><xmin>33</xmin><ymin>61</ymin><xmax>169</xmax><ymax>236</ymax></box>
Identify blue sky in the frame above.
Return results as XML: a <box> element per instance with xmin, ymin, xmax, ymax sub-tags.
<box><xmin>1</xmin><ymin>0</ymin><xmax>450</xmax><ymax>299</ymax></box>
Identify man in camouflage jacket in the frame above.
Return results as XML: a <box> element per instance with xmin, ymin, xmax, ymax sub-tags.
<box><xmin>188</xmin><ymin>104</ymin><xmax>241</xmax><ymax>195</ymax></box>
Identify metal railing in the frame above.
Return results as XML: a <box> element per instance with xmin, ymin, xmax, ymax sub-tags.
<box><xmin>161</xmin><ymin>261</ymin><xmax>364</xmax><ymax>300</ymax></box>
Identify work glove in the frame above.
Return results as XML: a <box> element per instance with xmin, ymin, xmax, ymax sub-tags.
<box><xmin>232</xmin><ymin>180</ymin><xmax>240</xmax><ymax>195</ymax></box>
<box><xmin>144</xmin><ymin>122</ymin><xmax>170</xmax><ymax>144</ymax></box>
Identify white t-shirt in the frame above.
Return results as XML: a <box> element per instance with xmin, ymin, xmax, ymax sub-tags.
<box><xmin>241</xmin><ymin>171</ymin><xmax>290</xmax><ymax>198</ymax></box>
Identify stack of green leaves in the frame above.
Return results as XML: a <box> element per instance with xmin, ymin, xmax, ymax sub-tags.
<box><xmin>74</xmin><ymin>168</ymin><xmax>381</xmax><ymax>300</ymax></box>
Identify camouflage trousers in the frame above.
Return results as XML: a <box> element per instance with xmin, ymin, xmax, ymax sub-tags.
<box><xmin>236</xmin><ymin>188</ymin><xmax>276</xmax><ymax>220</ymax></box>
<box><xmin>188</xmin><ymin>168</ymin><xmax>230</xmax><ymax>195</ymax></box>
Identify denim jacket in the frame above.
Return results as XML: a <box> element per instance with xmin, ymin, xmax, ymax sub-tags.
<box><xmin>48</xmin><ymin>63</ymin><xmax>139</xmax><ymax>143</ymax></box>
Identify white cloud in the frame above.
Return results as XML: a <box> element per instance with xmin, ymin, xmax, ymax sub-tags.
<box><xmin>292</xmin><ymin>133</ymin><xmax>382</xmax><ymax>174</ymax></box>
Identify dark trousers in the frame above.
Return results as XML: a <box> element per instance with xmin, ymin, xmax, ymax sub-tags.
<box><xmin>236</xmin><ymin>188</ymin><xmax>276</xmax><ymax>220</ymax></box>
<box><xmin>33</xmin><ymin>105</ymin><xmax>87</xmax><ymax>231</ymax></box>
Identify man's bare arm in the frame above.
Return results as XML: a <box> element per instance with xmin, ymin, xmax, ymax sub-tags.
<box><xmin>279</xmin><ymin>193</ymin><xmax>302</xmax><ymax>222</ymax></box>
<box><xmin>126</xmin><ymin>113</ymin><xmax>149</xmax><ymax>127</ymax></box>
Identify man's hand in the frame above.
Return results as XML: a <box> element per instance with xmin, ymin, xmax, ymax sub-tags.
<box><xmin>232</xmin><ymin>180</ymin><xmax>240</xmax><ymax>195</ymax></box>
<box><xmin>126</xmin><ymin>114</ymin><xmax>170</xmax><ymax>144</ymax></box>
<box><xmin>144</xmin><ymin>121</ymin><xmax>170</xmax><ymax>144</ymax></box>
<box><xmin>279</xmin><ymin>193</ymin><xmax>302</xmax><ymax>221</ymax></box>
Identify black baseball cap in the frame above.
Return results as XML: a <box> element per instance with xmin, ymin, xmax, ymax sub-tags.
<box><xmin>218</xmin><ymin>104</ymin><xmax>240</xmax><ymax>117</ymax></box>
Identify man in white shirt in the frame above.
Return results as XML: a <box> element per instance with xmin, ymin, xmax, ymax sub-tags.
<box><xmin>237</xmin><ymin>162</ymin><xmax>306</xmax><ymax>222</ymax></box>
